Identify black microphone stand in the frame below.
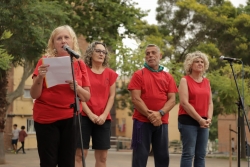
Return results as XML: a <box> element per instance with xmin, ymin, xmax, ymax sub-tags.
<box><xmin>228</xmin><ymin>60</ymin><xmax>250</xmax><ymax>167</ymax></box>
<box><xmin>68</xmin><ymin>54</ymin><xmax>86</xmax><ymax>167</ymax></box>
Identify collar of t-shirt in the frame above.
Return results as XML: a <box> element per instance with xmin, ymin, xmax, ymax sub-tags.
<box><xmin>144</xmin><ymin>62</ymin><xmax>164</xmax><ymax>72</ymax></box>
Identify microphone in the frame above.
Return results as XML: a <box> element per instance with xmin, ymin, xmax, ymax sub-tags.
<box><xmin>219</xmin><ymin>56</ymin><xmax>240</xmax><ymax>62</ymax></box>
<box><xmin>62</xmin><ymin>45</ymin><xmax>80</xmax><ymax>59</ymax></box>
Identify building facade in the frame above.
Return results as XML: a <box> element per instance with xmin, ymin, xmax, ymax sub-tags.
<box><xmin>5</xmin><ymin>65</ymin><xmax>36</xmax><ymax>151</ymax></box>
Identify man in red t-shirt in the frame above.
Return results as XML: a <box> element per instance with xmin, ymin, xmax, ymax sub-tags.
<box><xmin>128</xmin><ymin>44</ymin><xmax>178</xmax><ymax>167</ymax></box>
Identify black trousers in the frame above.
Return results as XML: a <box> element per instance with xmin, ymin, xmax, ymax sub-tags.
<box><xmin>17</xmin><ymin>141</ymin><xmax>25</xmax><ymax>153</ymax></box>
<box><xmin>34</xmin><ymin>117</ymin><xmax>79</xmax><ymax>167</ymax></box>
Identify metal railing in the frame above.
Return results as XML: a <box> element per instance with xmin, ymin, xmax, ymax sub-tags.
<box><xmin>110</xmin><ymin>136</ymin><xmax>132</xmax><ymax>151</ymax></box>
<box><xmin>108</xmin><ymin>137</ymin><xmax>239</xmax><ymax>157</ymax></box>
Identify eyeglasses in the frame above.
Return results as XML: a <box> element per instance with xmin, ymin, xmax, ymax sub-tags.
<box><xmin>94</xmin><ymin>49</ymin><xmax>107</xmax><ymax>55</ymax></box>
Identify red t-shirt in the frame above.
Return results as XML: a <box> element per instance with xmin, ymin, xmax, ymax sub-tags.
<box><xmin>128</xmin><ymin>68</ymin><xmax>178</xmax><ymax>124</ymax></box>
<box><xmin>178</xmin><ymin>75</ymin><xmax>211</xmax><ymax>117</ymax></box>
<box><xmin>18</xmin><ymin>130</ymin><xmax>27</xmax><ymax>142</ymax></box>
<box><xmin>81</xmin><ymin>67</ymin><xmax>118</xmax><ymax>120</ymax></box>
<box><xmin>32</xmin><ymin>57</ymin><xmax>90</xmax><ymax>124</ymax></box>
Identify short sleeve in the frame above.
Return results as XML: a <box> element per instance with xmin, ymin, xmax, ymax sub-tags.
<box><xmin>32</xmin><ymin>58</ymin><xmax>44</xmax><ymax>78</ymax></box>
<box><xmin>109</xmin><ymin>69</ymin><xmax>118</xmax><ymax>86</ymax></box>
<box><xmin>78</xmin><ymin>60</ymin><xmax>91</xmax><ymax>87</ymax></box>
<box><xmin>128</xmin><ymin>70</ymin><xmax>143</xmax><ymax>91</ymax></box>
<box><xmin>165</xmin><ymin>73</ymin><xmax>178</xmax><ymax>93</ymax></box>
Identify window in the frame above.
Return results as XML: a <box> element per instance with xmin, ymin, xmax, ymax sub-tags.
<box><xmin>27</xmin><ymin>118</ymin><xmax>35</xmax><ymax>133</ymax></box>
<box><xmin>23</xmin><ymin>89</ymin><xmax>31</xmax><ymax>98</ymax></box>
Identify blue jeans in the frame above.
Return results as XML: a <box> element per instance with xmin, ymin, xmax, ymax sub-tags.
<box><xmin>178</xmin><ymin>122</ymin><xmax>209</xmax><ymax>167</ymax></box>
<box><xmin>132</xmin><ymin>119</ymin><xmax>169</xmax><ymax>167</ymax></box>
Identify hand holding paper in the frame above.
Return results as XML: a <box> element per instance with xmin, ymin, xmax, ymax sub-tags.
<box><xmin>42</xmin><ymin>56</ymin><xmax>73</xmax><ymax>88</ymax></box>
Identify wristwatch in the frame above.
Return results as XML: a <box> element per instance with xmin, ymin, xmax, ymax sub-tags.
<box><xmin>159</xmin><ymin>110</ymin><xmax>165</xmax><ymax>116</ymax></box>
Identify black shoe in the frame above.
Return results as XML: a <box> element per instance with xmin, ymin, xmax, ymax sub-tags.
<box><xmin>23</xmin><ymin>152</ymin><xmax>26</xmax><ymax>154</ymax></box>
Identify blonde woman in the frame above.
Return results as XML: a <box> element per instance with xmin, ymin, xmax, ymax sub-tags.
<box><xmin>178</xmin><ymin>51</ymin><xmax>213</xmax><ymax>167</ymax></box>
<box><xmin>30</xmin><ymin>25</ymin><xmax>90</xmax><ymax>167</ymax></box>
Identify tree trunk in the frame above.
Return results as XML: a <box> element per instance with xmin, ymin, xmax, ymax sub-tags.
<box><xmin>6</xmin><ymin>61</ymin><xmax>34</xmax><ymax>103</ymax></box>
<box><xmin>0</xmin><ymin>69</ymin><xmax>8</xmax><ymax>164</ymax></box>
<box><xmin>0</xmin><ymin>132</ymin><xmax>5</xmax><ymax>164</ymax></box>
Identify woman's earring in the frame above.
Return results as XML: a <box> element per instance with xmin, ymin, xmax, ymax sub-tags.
<box><xmin>53</xmin><ymin>49</ymin><xmax>57</xmax><ymax>56</ymax></box>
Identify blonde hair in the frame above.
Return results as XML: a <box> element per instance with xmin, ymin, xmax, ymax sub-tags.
<box><xmin>183</xmin><ymin>51</ymin><xmax>209</xmax><ymax>75</ymax></box>
<box><xmin>45</xmin><ymin>25</ymin><xmax>81</xmax><ymax>57</ymax></box>
<box><xmin>84</xmin><ymin>41</ymin><xmax>109</xmax><ymax>68</ymax></box>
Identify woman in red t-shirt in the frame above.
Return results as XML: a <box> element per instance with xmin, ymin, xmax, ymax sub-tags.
<box><xmin>178</xmin><ymin>51</ymin><xmax>213</xmax><ymax>167</ymax></box>
<box><xmin>75</xmin><ymin>41</ymin><xmax>118</xmax><ymax>167</ymax></box>
<box><xmin>30</xmin><ymin>25</ymin><xmax>90</xmax><ymax>167</ymax></box>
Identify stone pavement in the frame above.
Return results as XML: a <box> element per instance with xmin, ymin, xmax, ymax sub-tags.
<box><xmin>1</xmin><ymin>149</ymin><xmax>250</xmax><ymax>167</ymax></box>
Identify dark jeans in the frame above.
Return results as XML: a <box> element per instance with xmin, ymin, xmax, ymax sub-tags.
<box><xmin>131</xmin><ymin>119</ymin><xmax>169</xmax><ymax>167</ymax></box>
<box><xmin>34</xmin><ymin>117</ymin><xmax>79</xmax><ymax>167</ymax></box>
<box><xmin>178</xmin><ymin>122</ymin><xmax>209</xmax><ymax>167</ymax></box>
<box><xmin>17</xmin><ymin>141</ymin><xmax>25</xmax><ymax>153</ymax></box>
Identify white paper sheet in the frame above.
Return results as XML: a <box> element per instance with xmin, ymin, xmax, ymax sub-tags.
<box><xmin>42</xmin><ymin>56</ymin><xmax>73</xmax><ymax>88</ymax></box>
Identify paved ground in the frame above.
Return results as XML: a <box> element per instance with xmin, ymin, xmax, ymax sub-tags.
<box><xmin>1</xmin><ymin>149</ymin><xmax>250</xmax><ymax>167</ymax></box>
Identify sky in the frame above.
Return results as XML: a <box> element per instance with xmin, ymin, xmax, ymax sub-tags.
<box><xmin>123</xmin><ymin>0</ymin><xmax>248</xmax><ymax>48</ymax></box>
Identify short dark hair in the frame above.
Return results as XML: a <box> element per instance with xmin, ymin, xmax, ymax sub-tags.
<box><xmin>13</xmin><ymin>124</ymin><xmax>17</xmax><ymax>127</ymax></box>
<box><xmin>21</xmin><ymin>126</ymin><xmax>25</xmax><ymax>130</ymax></box>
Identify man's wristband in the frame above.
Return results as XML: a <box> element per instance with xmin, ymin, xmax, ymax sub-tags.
<box><xmin>159</xmin><ymin>110</ymin><xmax>165</xmax><ymax>116</ymax></box>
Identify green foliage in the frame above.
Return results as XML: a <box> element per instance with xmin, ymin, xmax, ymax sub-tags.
<box><xmin>166</xmin><ymin>61</ymin><xmax>183</xmax><ymax>87</ymax></box>
<box><xmin>155</xmin><ymin>0</ymin><xmax>250</xmax><ymax>65</ymax></box>
<box><xmin>0</xmin><ymin>0</ymin><xmax>72</xmax><ymax>66</ymax></box>
<box><xmin>0</xmin><ymin>48</ymin><xmax>12</xmax><ymax>71</ymax></box>
<box><xmin>116</xmin><ymin>81</ymin><xmax>133</xmax><ymax>116</ymax></box>
<box><xmin>206</xmin><ymin>64</ymin><xmax>250</xmax><ymax>116</ymax></box>
<box><xmin>68</xmin><ymin>0</ymin><xmax>147</xmax><ymax>46</ymax></box>
<box><xmin>0</xmin><ymin>31</ymin><xmax>13</xmax><ymax>71</ymax></box>
<box><xmin>209</xmin><ymin>116</ymin><xmax>218</xmax><ymax>141</ymax></box>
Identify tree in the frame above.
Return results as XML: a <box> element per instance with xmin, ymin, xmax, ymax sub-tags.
<box><xmin>69</xmin><ymin>0</ymin><xmax>147</xmax><ymax>46</ymax></box>
<box><xmin>0</xmin><ymin>31</ymin><xmax>13</xmax><ymax>164</ymax></box>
